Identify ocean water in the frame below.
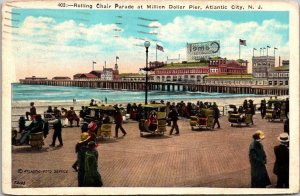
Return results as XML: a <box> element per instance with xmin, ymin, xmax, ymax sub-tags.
<box><xmin>12</xmin><ymin>83</ymin><xmax>259</xmax><ymax>103</ymax></box>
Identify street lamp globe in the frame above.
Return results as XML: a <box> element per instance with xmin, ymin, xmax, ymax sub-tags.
<box><xmin>144</xmin><ymin>41</ymin><xmax>150</xmax><ymax>48</ymax></box>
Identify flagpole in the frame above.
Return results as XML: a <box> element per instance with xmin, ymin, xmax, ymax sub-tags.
<box><xmin>156</xmin><ymin>43</ymin><xmax>157</xmax><ymax>62</ymax></box>
<box><xmin>92</xmin><ymin>61</ymin><xmax>96</xmax><ymax>71</ymax></box>
<box><xmin>274</xmin><ymin>47</ymin><xmax>277</xmax><ymax>57</ymax></box>
<box><xmin>239</xmin><ymin>40</ymin><xmax>241</xmax><ymax>59</ymax></box>
<box><xmin>260</xmin><ymin>48</ymin><xmax>262</xmax><ymax>56</ymax></box>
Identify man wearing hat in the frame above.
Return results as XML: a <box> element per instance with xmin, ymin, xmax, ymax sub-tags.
<box><xmin>212</xmin><ymin>103</ymin><xmax>221</xmax><ymax>129</ymax></box>
<box><xmin>49</xmin><ymin>114</ymin><xmax>63</xmax><ymax>147</ymax></box>
<box><xmin>249</xmin><ymin>130</ymin><xmax>271</xmax><ymax>188</ymax></box>
<box><xmin>273</xmin><ymin>133</ymin><xmax>289</xmax><ymax>188</ymax></box>
<box><xmin>169</xmin><ymin>108</ymin><xmax>179</xmax><ymax>135</ymax></box>
<box><xmin>249</xmin><ymin>100</ymin><xmax>255</xmax><ymax>125</ymax></box>
<box><xmin>114</xmin><ymin>108</ymin><xmax>127</xmax><ymax>138</ymax></box>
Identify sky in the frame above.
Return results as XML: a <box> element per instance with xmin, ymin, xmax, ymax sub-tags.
<box><xmin>7</xmin><ymin>9</ymin><xmax>289</xmax><ymax>80</ymax></box>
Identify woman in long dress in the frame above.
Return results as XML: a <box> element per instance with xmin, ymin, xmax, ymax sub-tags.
<box><xmin>249</xmin><ymin>130</ymin><xmax>271</xmax><ymax>188</ymax></box>
<box><xmin>83</xmin><ymin>141</ymin><xmax>103</xmax><ymax>187</ymax></box>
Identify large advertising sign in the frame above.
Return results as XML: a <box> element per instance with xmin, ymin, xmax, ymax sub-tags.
<box><xmin>187</xmin><ymin>41</ymin><xmax>220</xmax><ymax>62</ymax></box>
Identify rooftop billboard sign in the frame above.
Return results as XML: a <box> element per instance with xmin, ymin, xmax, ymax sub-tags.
<box><xmin>187</xmin><ymin>41</ymin><xmax>220</xmax><ymax>62</ymax></box>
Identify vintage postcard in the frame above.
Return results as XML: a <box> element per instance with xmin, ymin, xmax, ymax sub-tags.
<box><xmin>2</xmin><ymin>0</ymin><xmax>299</xmax><ymax>195</ymax></box>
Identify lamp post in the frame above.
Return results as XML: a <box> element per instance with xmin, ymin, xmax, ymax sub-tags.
<box><xmin>144</xmin><ymin>41</ymin><xmax>150</xmax><ymax>105</ymax></box>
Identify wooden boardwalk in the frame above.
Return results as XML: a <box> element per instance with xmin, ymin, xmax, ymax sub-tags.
<box><xmin>12</xmin><ymin>115</ymin><xmax>285</xmax><ymax>188</ymax></box>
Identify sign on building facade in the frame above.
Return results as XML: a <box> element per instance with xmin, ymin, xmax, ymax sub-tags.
<box><xmin>186</xmin><ymin>41</ymin><xmax>220</xmax><ymax>62</ymax></box>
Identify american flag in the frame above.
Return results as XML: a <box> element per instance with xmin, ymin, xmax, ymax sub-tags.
<box><xmin>239</xmin><ymin>39</ymin><xmax>247</xmax><ymax>46</ymax></box>
<box><xmin>156</xmin><ymin>44</ymin><xmax>164</xmax><ymax>52</ymax></box>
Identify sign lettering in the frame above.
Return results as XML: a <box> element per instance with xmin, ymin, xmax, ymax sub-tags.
<box><xmin>187</xmin><ymin>41</ymin><xmax>220</xmax><ymax>62</ymax></box>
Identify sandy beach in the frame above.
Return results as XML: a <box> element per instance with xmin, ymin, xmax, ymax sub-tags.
<box><xmin>12</xmin><ymin>95</ymin><xmax>287</xmax><ymax>115</ymax></box>
<box><xmin>11</xmin><ymin>95</ymin><xmax>288</xmax><ymax>129</ymax></box>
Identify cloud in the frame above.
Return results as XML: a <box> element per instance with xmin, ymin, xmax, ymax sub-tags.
<box><xmin>11</xmin><ymin>15</ymin><xmax>289</xmax><ymax>80</ymax></box>
<box><xmin>156</xmin><ymin>16</ymin><xmax>289</xmax><ymax>60</ymax></box>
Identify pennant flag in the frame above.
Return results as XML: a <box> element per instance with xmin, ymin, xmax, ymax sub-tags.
<box><xmin>239</xmin><ymin>39</ymin><xmax>247</xmax><ymax>46</ymax></box>
<box><xmin>267</xmin><ymin>46</ymin><xmax>271</xmax><ymax>48</ymax></box>
<box><xmin>93</xmin><ymin>61</ymin><xmax>96</xmax><ymax>64</ymax></box>
<box><xmin>116</xmin><ymin>56</ymin><xmax>119</xmax><ymax>59</ymax></box>
<box><xmin>156</xmin><ymin>44</ymin><xmax>164</xmax><ymax>52</ymax></box>
<box><xmin>253</xmin><ymin>48</ymin><xmax>257</xmax><ymax>50</ymax></box>
<box><xmin>274</xmin><ymin>47</ymin><xmax>278</xmax><ymax>49</ymax></box>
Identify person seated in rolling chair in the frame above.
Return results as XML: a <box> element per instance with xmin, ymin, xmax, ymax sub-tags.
<box><xmin>196</xmin><ymin>109</ymin><xmax>207</xmax><ymax>125</ymax></box>
<box><xmin>102</xmin><ymin>114</ymin><xmax>111</xmax><ymax>124</ymax></box>
<box><xmin>67</xmin><ymin>107</ymin><xmax>80</xmax><ymax>127</ymax></box>
<box><xmin>147</xmin><ymin>111</ymin><xmax>157</xmax><ymax>132</ymax></box>
<box><xmin>19</xmin><ymin>114</ymin><xmax>45</xmax><ymax>145</ymax></box>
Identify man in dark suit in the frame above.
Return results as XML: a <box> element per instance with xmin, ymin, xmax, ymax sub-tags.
<box><xmin>114</xmin><ymin>108</ymin><xmax>127</xmax><ymax>138</ymax></box>
<box><xmin>169</xmin><ymin>108</ymin><xmax>179</xmax><ymax>135</ymax></box>
<box><xmin>273</xmin><ymin>133</ymin><xmax>289</xmax><ymax>188</ymax></box>
<box><xmin>49</xmin><ymin>114</ymin><xmax>63</xmax><ymax>147</ymax></box>
<box><xmin>212</xmin><ymin>103</ymin><xmax>221</xmax><ymax>129</ymax></box>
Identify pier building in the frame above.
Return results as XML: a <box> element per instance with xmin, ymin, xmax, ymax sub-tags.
<box><xmin>89</xmin><ymin>70</ymin><xmax>102</xmax><ymax>78</ymax></box>
<box><xmin>204</xmin><ymin>74</ymin><xmax>253</xmax><ymax>86</ymax></box>
<box><xmin>52</xmin><ymin>76</ymin><xmax>71</xmax><ymax>80</ymax></box>
<box><xmin>208</xmin><ymin>58</ymin><xmax>248</xmax><ymax>76</ymax></box>
<box><xmin>150</xmin><ymin>64</ymin><xmax>208</xmax><ymax>82</ymax></box>
<box><xmin>73</xmin><ymin>73</ymin><xmax>98</xmax><ymax>80</ymax></box>
<box><xmin>267</xmin><ymin>64</ymin><xmax>289</xmax><ymax>86</ymax></box>
<box><xmin>252</xmin><ymin>56</ymin><xmax>289</xmax><ymax>86</ymax></box>
<box><xmin>101</xmin><ymin>68</ymin><xmax>114</xmax><ymax>80</ymax></box>
<box><xmin>25</xmin><ymin>76</ymin><xmax>47</xmax><ymax>80</ymax></box>
<box><xmin>252</xmin><ymin>56</ymin><xmax>275</xmax><ymax>85</ymax></box>
<box><xmin>120</xmin><ymin>73</ymin><xmax>145</xmax><ymax>81</ymax></box>
<box><xmin>73</xmin><ymin>63</ymin><xmax>120</xmax><ymax>81</ymax></box>
<box><xmin>150</xmin><ymin>58</ymin><xmax>248</xmax><ymax>83</ymax></box>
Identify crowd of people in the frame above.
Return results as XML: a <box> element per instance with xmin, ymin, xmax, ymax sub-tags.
<box><xmin>125</xmin><ymin>100</ymin><xmax>221</xmax><ymax>121</ymax></box>
<box><xmin>18</xmin><ymin>97</ymin><xmax>290</xmax><ymax>188</ymax></box>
